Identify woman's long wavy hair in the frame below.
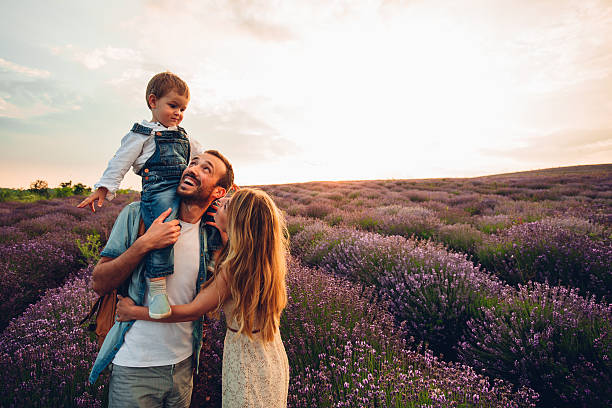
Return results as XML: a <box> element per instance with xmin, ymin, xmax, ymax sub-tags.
<box><xmin>217</xmin><ymin>188</ymin><xmax>288</xmax><ymax>342</ymax></box>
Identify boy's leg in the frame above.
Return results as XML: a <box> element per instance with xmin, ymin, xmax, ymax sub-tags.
<box><xmin>140</xmin><ymin>177</ymin><xmax>181</xmax><ymax>318</ymax></box>
<box><xmin>140</xmin><ymin>177</ymin><xmax>181</xmax><ymax>276</ymax></box>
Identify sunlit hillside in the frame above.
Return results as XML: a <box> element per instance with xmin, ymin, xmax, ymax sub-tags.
<box><xmin>1</xmin><ymin>164</ymin><xmax>610</xmax><ymax>407</ymax></box>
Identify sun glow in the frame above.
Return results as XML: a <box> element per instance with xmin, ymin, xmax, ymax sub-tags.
<box><xmin>1</xmin><ymin>0</ymin><xmax>610</xmax><ymax>189</ymax></box>
<box><xmin>226</xmin><ymin>7</ymin><xmax>525</xmax><ymax>184</ymax></box>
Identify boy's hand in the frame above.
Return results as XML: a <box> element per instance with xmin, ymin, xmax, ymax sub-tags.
<box><xmin>77</xmin><ymin>187</ymin><xmax>109</xmax><ymax>212</ymax></box>
<box><xmin>138</xmin><ymin>208</ymin><xmax>181</xmax><ymax>251</ymax></box>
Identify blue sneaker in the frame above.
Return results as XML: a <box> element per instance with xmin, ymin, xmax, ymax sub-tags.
<box><xmin>149</xmin><ymin>292</ymin><xmax>171</xmax><ymax>319</ymax></box>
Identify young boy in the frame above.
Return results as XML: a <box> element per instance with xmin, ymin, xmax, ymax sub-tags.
<box><xmin>78</xmin><ymin>71</ymin><xmax>213</xmax><ymax>319</ymax></box>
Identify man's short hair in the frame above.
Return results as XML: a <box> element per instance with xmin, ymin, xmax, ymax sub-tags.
<box><xmin>146</xmin><ymin>71</ymin><xmax>190</xmax><ymax>109</ymax></box>
<box><xmin>205</xmin><ymin>150</ymin><xmax>234</xmax><ymax>191</ymax></box>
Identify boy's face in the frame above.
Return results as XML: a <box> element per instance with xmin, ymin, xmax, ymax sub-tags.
<box><xmin>148</xmin><ymin>89</ymin><xmax>189</xmax><ymax>128</ymax></box>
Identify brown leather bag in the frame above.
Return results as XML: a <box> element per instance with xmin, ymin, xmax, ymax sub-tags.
<box><xmin>80</xmin><ymin>289</ymin><xmax>118</xmax><ymax>348</ymax></box>
<box><xmin>80</xmin><ymin>220</ymin><xmax>145</xmax><ymax>348</ymax></box>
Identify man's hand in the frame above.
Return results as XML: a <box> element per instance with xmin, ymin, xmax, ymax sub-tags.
<box><xmin>77</xmin><ymin>187</ymin><xmax>109</xmax><ymax>212</ymax></box>
<box><xmin>91</xmin><ymin>208</ymin><xmax>180</xmax><ymax>296</ymax></box>
<box><xmin>137</xmin><ymin>208</ymin><xmax>181</xmax><ymax>251</ymax></box>
<box><xmin>116</xmin><ymin>295</ymin><xmax>137</xmax><ymax>322</ymax></box>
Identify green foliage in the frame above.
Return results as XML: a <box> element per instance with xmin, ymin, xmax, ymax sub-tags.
<box><xmin>460</xmin><ymin>283</ymin><xmax>612</xmax><ymax>407</ymax></box>
<box><xmin>30</xmin><ymin>179</ymin><xmax>49</xmax><ymax>192</ymax></box>
<box><xmin>73</xmin><ymin>183</ymin><xmax>90</xmax><ymax>195</ymax></box>
<box><xmin>356</xmin><ymin>216</ymin><xmax>379</xmax><ymax>231</ymax></box>
<box><xmin>0</xmin><ymin>181</ymin><xmax>97</xmax><ymax>202</ymax></box>
<box><xmin>0</xmin><ymin>188</ymin><xmax>43</xmax><ymax>202</ymax></box>
<box><xmin>54</xmin><ymin>186</ymin><xmax>74</xmax><ymax>198</ymax></box>
<box><xmin>76</xmin><ymin>233</ymin><xmax>102</xmax><ymax>265</ymax></box>
<box><xmin>435</xmin><ymin>223</ymin><xmax>484</xmax><ymax>256</ymax></box>
<box><xmin>287</xmin><ymin>223</ymin><xmax>305</xmax><ymax>237</ymax></box>
<box><xmin>325</xmin><ymin>213</ymin><xmax>343</xmax><ymax>226</ymax></box>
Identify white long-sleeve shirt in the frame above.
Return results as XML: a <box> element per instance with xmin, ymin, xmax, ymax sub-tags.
<box><xmin>94</xmin><ymin>120</ymin><xmax>204</xmax><ymax>200</ymax></box>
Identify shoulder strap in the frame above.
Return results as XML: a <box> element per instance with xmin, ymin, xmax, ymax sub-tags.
<box><xmin>79</xmin><ymin>295</ymin><xmax>104</xmax><ymax>326</ymax></box>
<box><xmin>131</xmin><ymin>123</ymin><xmax>154</xmax><ymax>136</ymax></box>
<box><xmin>138</xmin><ymin>217</ymin><xmax>145</xmax><ymax>237</ymax></box>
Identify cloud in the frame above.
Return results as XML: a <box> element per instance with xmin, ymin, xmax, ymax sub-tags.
<box><xmin>107</xmin><ymin>67</ymin><xmax>150</xmax><ymax>86</ymax></box>
<box><xmin>234</xmin><ymin>18</ymin><xmax>296</xmax><ymax>42</ymax></box>
<box><xmin>51</xmin><ymin>45</ymin><xmax>140</xmax><ymax>70</ymax></box>
<box><xmin>188</xmin><ymin>102</ymin><xmax>301</xmax><ymax>165</ymax></box>
<box><xmin>467</xmin><ymin>0</ymin><xmax>612</xmax><ymax>94</ymax></box>
<box><xmin>0</xmin><ymin>75</ymin><xmax>81</xmax><ymax>119</ymax></box>
<box><xmin>0</xmin><ymin>58</ymin><xmax>50</xmax><ymax>79</ymax></box>
<box><xmin>138</xmin><ymin>0</ymin><xmax>387</xmax><ymax>45</ymax></box>
<box><xmin>484</xmin><ymin>128</ymin><xmax>612</xmax><ymax>164</ymax></box>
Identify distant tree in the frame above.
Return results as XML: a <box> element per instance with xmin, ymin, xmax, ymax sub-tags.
<box><xmin>73</xmin><ymin>183</ymin><xmax>91</xmax><ymax>195</ymax></box>
<box><xmin>30</xmin><ymin>180</ymin><xmax>48</xmax><ymax>190</ymax></box>
<box><xmin>56</xmin><ymin>180</ymin><xmax>74</xmax><ymax>198</ymax></box>
<box><xmin>29</xmin><ymin>180</ymin><xmax>49</xmax><ymax>197</ymax></box>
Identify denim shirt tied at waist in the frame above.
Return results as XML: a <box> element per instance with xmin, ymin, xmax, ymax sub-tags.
<box><xmin>89</xmin><ymin>201</ymin><xmax>222</xmax><ymax>384</ymax></box>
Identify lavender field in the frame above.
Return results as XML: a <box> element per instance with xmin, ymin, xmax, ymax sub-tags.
<box><xmin>1</xmin><ymin>164</ymin><xmax>610</xmax><ymax>407</ymax></box>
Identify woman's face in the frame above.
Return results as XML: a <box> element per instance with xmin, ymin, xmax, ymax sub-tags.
<box><xmin>214</xmin><ymin>196</ymin><xmax>231</xmax><ymax>233</ymax></box>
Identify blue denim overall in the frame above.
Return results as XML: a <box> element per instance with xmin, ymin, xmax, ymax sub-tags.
<box><xmin>134</xmin><ymin>123</ymin><xmax>190</xmax><ymax>278</ymax></box>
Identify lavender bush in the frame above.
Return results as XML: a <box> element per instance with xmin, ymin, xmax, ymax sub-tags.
<box><xmin>291</xmin><ymin>221</ymin><xmax>612</xmax><ymax>405</ymax></box>
<box><xmin>304</xmin><ymin>202</ymin><xmax>335</xmax><ymax>219</ymax></box>
<box><xmin>0</xmin><ymin>267</ymin><xmax>107</xmax><ymax>408</ymax></box>
<box><xmin>0</xmin><ymin>239</ymin><xmax>80</xmax><ymax>329</ymax></box>
<box><xmin>0</xmin><ymin>226</ymin><xmax>28</xmax><ymax>244</ymax></box>
<box><xmin>0</xmin><ymin>194</ymin><xmax>137</xmax><ymax>330</ymax></box>
<box><xmin>346</xmin><ymin>205</ymin><xmax>443</xmax><ymax>240</ymax></box>
<box><xmin>0</xmin><ymin>165</ymin><xmax>608</xmax><ymax>406</ymax></box>
<box><xmin>476</xmin><ymin>220</ymin><xmax>612</xmax><ymax>300</ymax></box>
<box><xmin>540</xmin><ymin>216</ymin><xmax>607</xmax><ymax>239</ymax></box>
<box><xmin>474</xmin><ymin>215</ymin><xmax>514</xmax><ymax>234</ymax></box>
<box><xmin>191</xmin><ymin>316</ymin><xmax>225</xmax><ymax>407</ymax></box>
<box><xmin>435</xmin><ymin>223</ymin><xmax>485</xmax><ymax>255</ymax></box>
<box><xmin>282</xmin><ymin>260</ymin><xmax>537</xmax><ymax>407</ymax></box>
<box><xmin>458</xmin><ymin>282</ymin><xmax>612</xmax><ymax>407</ymax></box>
<box><xmin>291</xmin><ymin>222</ymin><xmax>510</xmax><ymax>359</ymax></box>
<box><xmin>192</xmin><ymin>259</ymin><xmax>537</xmax><ymax>407</ymax></box>
<box><xmin>16</xmin><ymin>213</ymin><xmax>78</xmax><ymax>237</ymax></box>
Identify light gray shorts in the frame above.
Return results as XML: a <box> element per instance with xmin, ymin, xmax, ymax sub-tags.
<box><xmin>108</xmin><ymin>356</ymin><xmax>193</xmax><ymax>408</ymax></box>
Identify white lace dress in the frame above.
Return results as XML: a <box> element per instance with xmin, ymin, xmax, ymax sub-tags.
<box><xmin>221</xmin><ymin>309</ymin><xmax>289</xmax><ymax>407</ymax></box>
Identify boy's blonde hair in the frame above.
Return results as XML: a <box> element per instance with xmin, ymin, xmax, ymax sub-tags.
<box><xmin>218</xmin><ymin>188</ymin><xmax>288</xmax><ymax>343</ymax></box>
<box><xmin>146</xmin><ymin>71</ymin><xmax>190</xmax><ymax>109</ymax></box>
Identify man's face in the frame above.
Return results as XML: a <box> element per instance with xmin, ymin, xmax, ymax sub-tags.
<box><xmin>177</xmin><ymin>153</ymin><xmax>227</xmax><ymax>203</ymax></box>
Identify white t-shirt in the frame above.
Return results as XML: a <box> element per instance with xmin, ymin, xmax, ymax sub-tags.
<box><xmin>113</xmin><ymin>219</ymin><xmax>201</xmax><ymax>367</ymax></box>
<box><xmin>94</xmin><ymin>119</ymin><xmax>205</xmax><ymax>200</ymax></box>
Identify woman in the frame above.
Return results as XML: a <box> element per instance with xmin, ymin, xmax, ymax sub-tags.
<box><xmin>117</xmin><ymin>188</ymin><xmax>290</xmax><ymax>407</ymax></box>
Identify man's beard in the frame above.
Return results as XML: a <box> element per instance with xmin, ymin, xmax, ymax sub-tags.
<box><xmin>177</xmin><ymin>182</ymin><xmax>214</xmax><ymax>205</ymax></box>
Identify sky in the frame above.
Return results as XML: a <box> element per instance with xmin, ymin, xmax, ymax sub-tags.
<box><xmin>1</xmin><ymin>0</ymin><xmax>611</xmax><ymax>189</ymax></box>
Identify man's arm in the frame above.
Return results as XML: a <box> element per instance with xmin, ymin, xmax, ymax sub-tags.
<box><xmin>91</xmin><ymin>208</ymin><xmax>181</xmax><ymax>296</ymax></box>
<box><xmin>116</xmin><ymin>267</ymin><xmax>230</xmax><ymax>322</ymax></box>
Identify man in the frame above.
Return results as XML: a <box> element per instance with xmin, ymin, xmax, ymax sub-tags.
<box><xmin>89</xmin><ymin>150</ymin><xmax>234</xmax><ymax>408</ymax></box>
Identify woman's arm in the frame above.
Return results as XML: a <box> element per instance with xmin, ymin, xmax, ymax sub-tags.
<box><xmin>117</xmin><ymin>268</ymin><xmax>230</xmax><ymax>323</ymax></box>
